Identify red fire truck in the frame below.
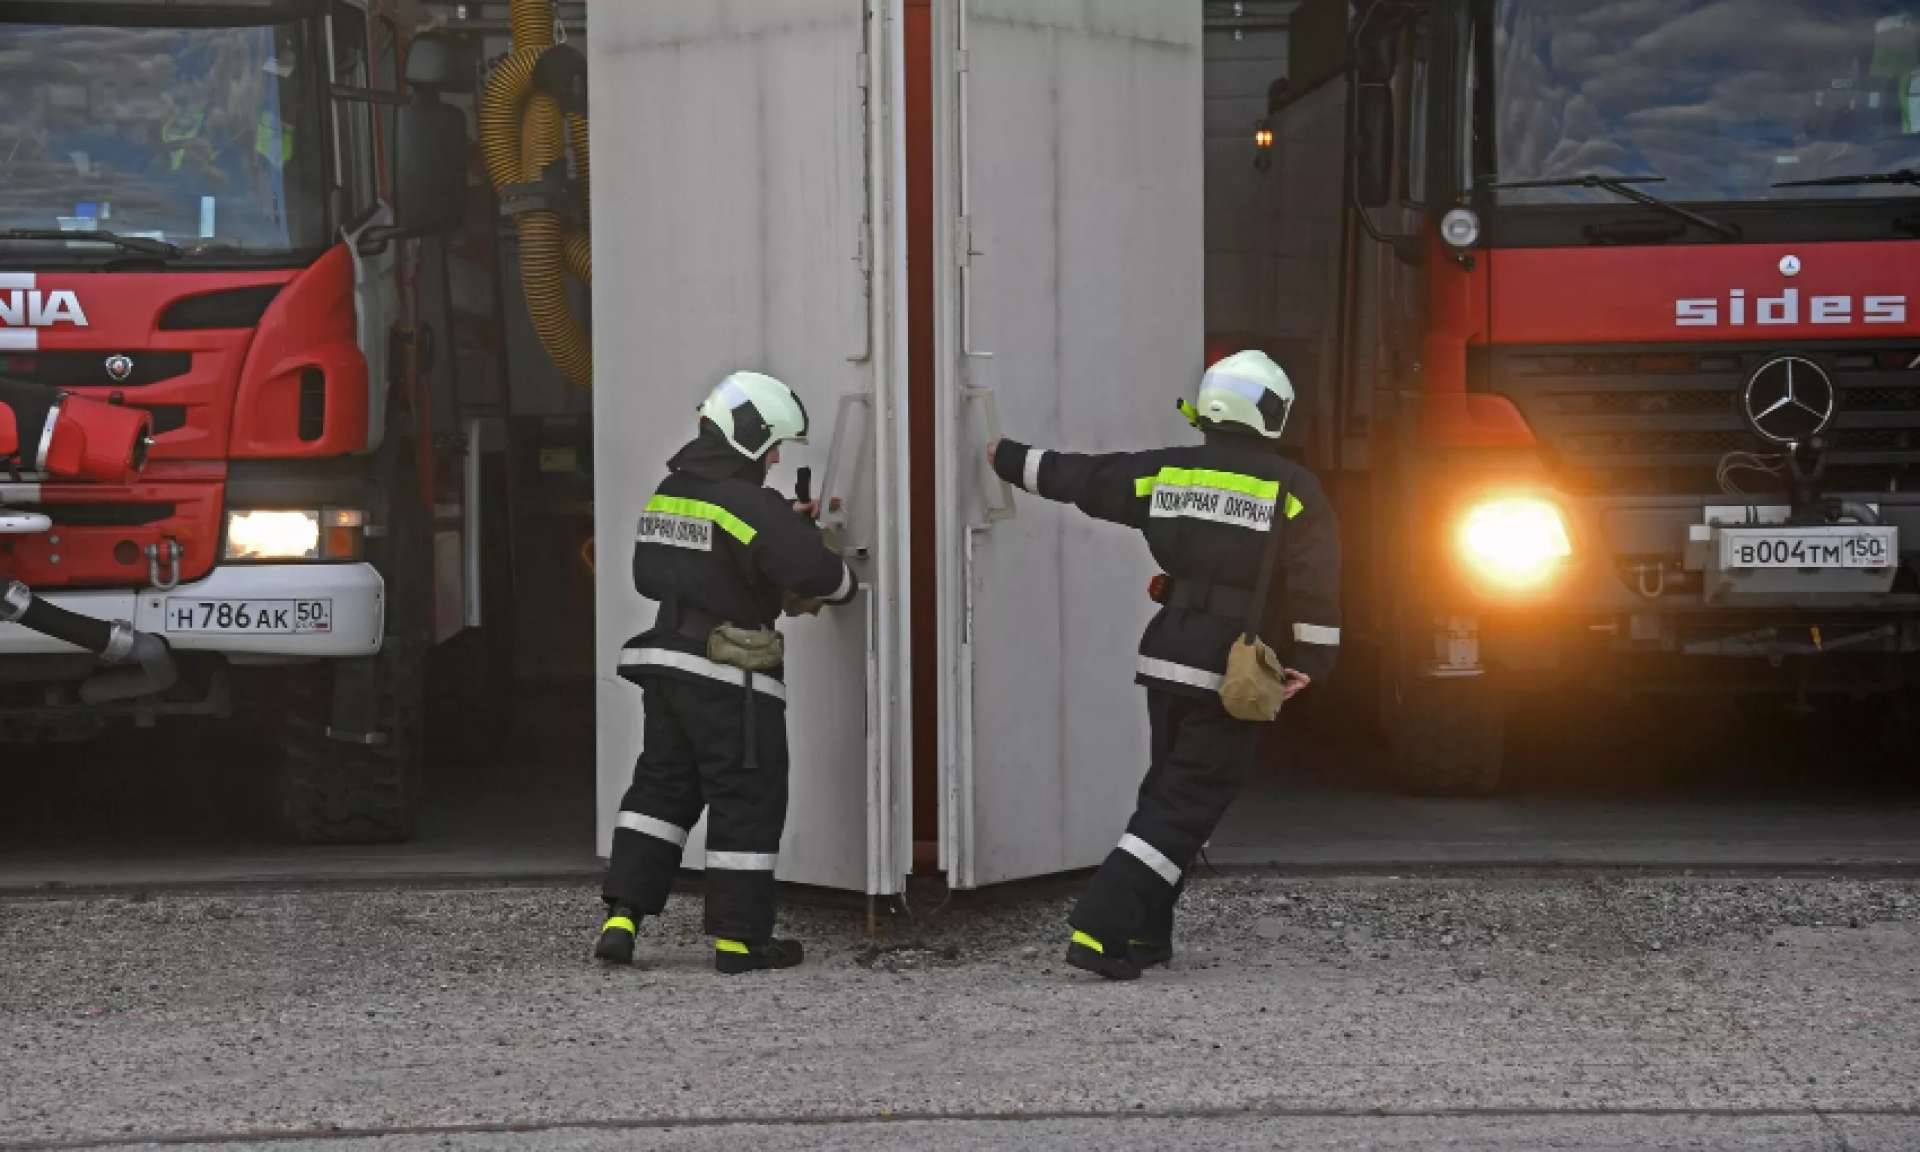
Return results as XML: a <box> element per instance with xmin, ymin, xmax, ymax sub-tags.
<box><xmin>0</xmin><ymin>0</ymin><xmax>478</xmax><ymax>839</ymax></box>
<box><xmin>1268</xmin><ymin>0</ymin><xmax>1920</xmax><ymax>792</ymax></box>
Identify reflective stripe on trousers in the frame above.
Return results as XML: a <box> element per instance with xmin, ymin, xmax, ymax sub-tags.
<box><xmin>619</xmin><ymin>647</ymin><xmax>788</xmax><ymax>702</ymax></box>
<box><xmin>1118</xmin><ymin>833</ymin><xmax>1182</xmax><ymax>886</ymax></box>
<box><xmin>616</xmin><ymin>812</ymin><xmax>689</xmax><ymax>847</ymax></box>
<box><xmin>706</xmin><ymin>851</ymin><xmax>778</xmax><ymax>871</ymax></box>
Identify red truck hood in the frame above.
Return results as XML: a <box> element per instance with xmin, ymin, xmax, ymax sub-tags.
<box><xmin>0</xmin><ymin>267</ymin><xmax>295</xmax><ymax>463</ymax></box>
<box><xmin>0</xmin><ymin>251</ymin><xmax>365</xmax><ymax>588</ymax></box>
<box><xmin>1489</xmin><ymin>239</ymin><xmax>1920</xmax><ymax>345</ymax></box>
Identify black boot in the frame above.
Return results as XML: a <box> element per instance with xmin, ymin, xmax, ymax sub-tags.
<box><xmin>715</xmin><ymin>937</ymin><xmax>805</xmax><ymax>975</ymax></box>
<box><xmin>1129</xmin><ymin>938</ymin><xmax>1173</xmax><ymax>969</ymax></box>
<box><xmin>1065</xmin><ymin>931</ymin><xmax>1141</xmax><ymax>981</ymax></box>
<box><xmin>594</xmin><ymin>906</ymin><xmax>639</xmax><ymax>966</ymax></box>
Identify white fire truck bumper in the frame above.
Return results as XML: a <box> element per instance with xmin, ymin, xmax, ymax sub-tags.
<box><xmin>0</xmin><ymin>563</ymin><xmax>384</xmax><ymax>658</ymax></box>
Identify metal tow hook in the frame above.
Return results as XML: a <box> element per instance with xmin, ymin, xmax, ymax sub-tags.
<box><xmin>146</xmin><ymin>538</ymin><xmax>183</xmax><ymax>590</ymax></box>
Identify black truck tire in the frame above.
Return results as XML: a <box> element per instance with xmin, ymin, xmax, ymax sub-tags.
<box><xmin>1382</xmin><ymin>666</ymin><xmax>1506</xmax><ymax>796</ymax></box>
<box><xmin>276</xmin><ymin>640</ymin><xmax>426</xmax><ymax>843</ymax></box>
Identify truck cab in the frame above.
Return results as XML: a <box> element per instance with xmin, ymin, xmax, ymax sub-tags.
<box><xmin>0</xmin><ymin>0</ymin><xmax>475</xmax><ymax>840</ymax></box>
<box><xmin>1276</xmin><ymin>0</ymin><xmax>1920</xmax><ymax>791</ymax></box>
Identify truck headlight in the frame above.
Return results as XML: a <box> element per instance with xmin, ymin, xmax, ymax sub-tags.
<box><xmin>1455</xmin><ymin>496</ymin><xmax>1572</xmax><ymax>589</ymax></box>
<box><xmin>224</xmin><ymin>508</ymin><xmax>364</xmax><ymax>561</ymax></box>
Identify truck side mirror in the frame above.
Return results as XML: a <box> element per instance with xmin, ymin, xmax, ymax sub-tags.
<box><xmin>1355</xmin><ymin>84</ymin><xmax>1394</xmax><ymax>208</ymax></box>
<box><xmin>395</xmin><ymin>99</ymin><xmax>469</xmax><ymax>238</ymax></box>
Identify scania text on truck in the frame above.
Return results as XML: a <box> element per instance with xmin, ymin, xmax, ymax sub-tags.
<box><xmin>1267</xmin><ymin>0</ymin><xmax>1920</xmax><ymax>792</ymax></box>
<box><xmin>0</xmin><ymin>0</ymin><xmax>481</xmax><ymax>840</ymax></box>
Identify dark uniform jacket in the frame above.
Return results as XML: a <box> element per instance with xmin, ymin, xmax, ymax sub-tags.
<box><xmin>992</xmin><ymin>431</ymin><xmax>1341</xmax><ymax>698</ymax></box>
<box><xmin>618</xmin><ymin>427</ymin><xmax>857</xmax><ymax>700</ymax></box>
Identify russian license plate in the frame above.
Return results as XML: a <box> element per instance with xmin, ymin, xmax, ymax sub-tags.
<box><xmin>1719</xmin><ymin>526</ymin><xmax>1897</xmax><ymax>569</ymax></box>
<box><xmin>165</xmin><ymin>599</ymin><xmax>333</xmax><ymax>634</ymax></box>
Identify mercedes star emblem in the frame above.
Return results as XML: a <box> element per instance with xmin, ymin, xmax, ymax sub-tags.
<box><xmin>104</xmin><ymin>354</ymin><xmax>133</xmax><ymax>382</ymax></box>
<box><xmin>1779</xmin><ymin>254</ymin><xmax>1801</xmax><ymax>277</ymax></box>
<box><xmin>1742</xmin><ymin>355</ymin><xmax>1835</xmax><ymax>446</ymax></box>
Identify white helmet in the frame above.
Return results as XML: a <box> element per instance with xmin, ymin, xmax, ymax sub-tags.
<box><xmin>1190</xmin><ymin>350</ymin><xmax>1294</xmax><ymax>440</ymax></box>
<box><xmin>697</xmin><ymin>371</ymin><xmax>810</xmax><ymax>460</ymax></box>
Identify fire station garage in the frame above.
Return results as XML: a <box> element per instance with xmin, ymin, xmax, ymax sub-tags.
<box><xmin>3</xmin><ymin>0</ymin><xmax>1920</xmax><ymax>894</ymax></box>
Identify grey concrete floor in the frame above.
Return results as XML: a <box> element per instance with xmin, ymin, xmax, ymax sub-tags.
<box><xmin>3</xmin><ymin>876</ymin><xmax>1919</xmax><ymax>1151</ymax></box>
<box><xmin>4</xmin><ymin>686</ymin><xmax>1920</xmax><ymax>890</ymax></box>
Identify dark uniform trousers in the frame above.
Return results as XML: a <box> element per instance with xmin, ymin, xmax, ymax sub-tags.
<box><xmin>1069</xmin><ymin>688</ymin><xmax>1263</xmax><ymax>948</ymax></box>
<box><xmin>602</xmin><ymin>676</ymin><xmax>790</xmax><ymax>941</ymax></box>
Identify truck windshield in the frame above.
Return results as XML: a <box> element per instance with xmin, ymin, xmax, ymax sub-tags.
<box><xmin>0</xmin><ymin>15</ymin><xmax>327</xmax><ymax>261</ymax></box>
<box><xmin>1490</xmin><ymin>0</ymin><xmax>1920</xmax><ymax>205</ymax></box>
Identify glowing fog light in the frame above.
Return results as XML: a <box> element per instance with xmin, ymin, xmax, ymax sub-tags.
<box><xmin>225</xmin><ymin>510</ymin><xmax>321</xmax><ymax>561</ymax></box>
<box><xmin>1456</xmin><ymin>497</ymin><xmax>1572</xmax><ymax>588</ymax></box>
<box><xmin>1440</xmin><ymin>207</ymin><xmax>1481</xmax><ymax>249</ymax></box>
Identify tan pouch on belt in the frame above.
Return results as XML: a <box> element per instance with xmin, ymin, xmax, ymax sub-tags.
<box><xmin>707</xmin><ymin>624</ymin><xmax>786</xmax><ymax>672</ymax></box>
<box><xmin>1220</xmin><ymin>634</ymin><xmax>1287</xmax><ymax>722</ymax></box>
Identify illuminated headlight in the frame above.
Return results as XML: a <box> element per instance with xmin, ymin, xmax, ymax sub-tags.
<box><xmin>1455</xmin><ymin>497</ymin><xmax>1572</xmax><ymax>589</ymax></box>
<box><xmin>1440</xmin><ymin>207</ymin><xmax>1481</xmax><ymax>249</ymax></box>
<box><xmin>224</xmin><ymin>508</ymin><xmax>365</xmax><ymax>561</ymax></box>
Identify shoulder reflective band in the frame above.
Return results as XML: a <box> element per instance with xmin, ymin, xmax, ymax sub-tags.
<box><xmin>1070</xmin><ymin>930</ymin><xmax>1105</xmax><ymax>954</ymax></box>
<box><xmin>1118</xmin><ymin>833</ymin><xmax>1182</xmax><ymax>886</ymax></box>
<box><xmin>706</xmin><ymin>850</ymin><xmax>778</xmax><ymax>871</ymax></box>
<box><xmin>1021</xmin><ymin>448</ymin><xmax>1047</xmax><ymax>493</ymax></box>
<box><xmin>1135</xmin><ymin>467</ymin><xmax>1280</xmax><ymax>500</ymax></box>
<box><xmin>601</xmin><ymin>915</ymin><xmax>637</xmax><ymax>935</ymax></box>
<box><xmin>1293</xmin><ymin>622</ymin><xmax>1340</xmax><ymax>645</ymax></box>
<box><xmin>716</xmin><ymin>938</ymin><xmax>750</xmax><ymax>954</ymax></box>
<box><xmin>643</xmin><ymin>495</ymin><xmax>757</xmax><ymax>545</ymax></box>
<box><xmin>1136</xmin><ymin>656</ymin><xmax>1225</xmax><ymax>692</ymax></box>
<box><xmin>619</xmin><ymin>648</ymin><xmax>788</xmax><ymax>702</ymax></box>
<box><xmin>616</xmin><ymin>811</ymin><xmax>689</xmax><ymax>847</ymax></box>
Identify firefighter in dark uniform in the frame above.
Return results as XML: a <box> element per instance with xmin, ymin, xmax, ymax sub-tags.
<box><xmin>987</xmin><ymin>350</ymin><xmax>1341</xmax><ymax>981</ymax></box>
<box><xmin>596</xmin><ymin>371</ymin><xmax>858</xmax><ymax>974</ymax></box>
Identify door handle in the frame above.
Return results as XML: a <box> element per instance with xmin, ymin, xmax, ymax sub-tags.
<box><xmin>820</xmin><ymin>392</ymin><xmax>874</xmax><ymax>554</ymax></box>
<box><xmin>963</xmin><ymin>386</ymin><xmax>1016</xmax><ymax>524</ymax></box>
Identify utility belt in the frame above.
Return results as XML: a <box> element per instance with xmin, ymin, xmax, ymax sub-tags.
<box><xmin>1154</xmin><ymin>577</ymin><xmax>1259</xmax><ymax>622</ymax></box>
<box><xmin>664</xmin><ymin>602</ymin><xmax>784</xmax><ymax>672</ymax></box>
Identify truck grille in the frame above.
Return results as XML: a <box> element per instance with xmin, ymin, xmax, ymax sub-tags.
<box><xmin>1481</xmin><ymin>341</ymin><xmax>1920</xmax><ymax>492</ymax></box>
<box><xmin>0</xmin><ymin>351</ymin><xmax>191</xmax><ymax>388</ymax></box>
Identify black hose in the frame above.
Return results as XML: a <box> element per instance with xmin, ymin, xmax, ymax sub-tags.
<box><xmin>16</xmin><ymin>589</ymin><xmax>114</xmax><ymax>653</ymax></box>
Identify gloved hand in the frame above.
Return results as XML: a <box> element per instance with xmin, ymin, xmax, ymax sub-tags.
<box><xmin>783</xmin><ymin>590</ymin><xmax>825</xmax><ymax>617</ymax></box>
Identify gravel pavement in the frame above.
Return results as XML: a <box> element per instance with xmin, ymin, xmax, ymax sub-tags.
<box><xmin>4</xmin><ymin>874</ymin><xmax>1920</xmax><ymax>1150</ymax></box>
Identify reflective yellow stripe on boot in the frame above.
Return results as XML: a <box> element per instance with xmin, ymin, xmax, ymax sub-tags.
<box><xmin>601</xmin><ymin>916</ymin><xmax>636</xmax><ymax>935</ymax></box>
<box><xmin>716</xmin><ymin>938</ymin><xmax>750</xmax><ymax>954</ymax></box>
<box><xmin>1070</xmin><ymin>930</ymin><xmax>1105</xmax><ymax>954</ymax></box>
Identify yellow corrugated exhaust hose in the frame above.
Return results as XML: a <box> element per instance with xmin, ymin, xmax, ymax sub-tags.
<box><xmin>478</xmin><ymin>0</ymin><xmax>592</xmax><ymax>389</ymax></box>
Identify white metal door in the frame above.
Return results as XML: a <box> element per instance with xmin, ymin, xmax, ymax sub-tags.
<box><xmin>935</xmin><ymin>0</ymin><xmax>1204</xmax><ymax>888</ymax></box>
<box><xmin>588</xmin><ymin>0</ymin><xmax>913</xmax><ymax>896</ymax></box>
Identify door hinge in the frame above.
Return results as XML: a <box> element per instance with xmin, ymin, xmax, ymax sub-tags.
<box><xmin>855</xmin><ymin>50</ymin><xmax>870</xmax><ymax>90</ymax></box>
<box><xmin>956</xmin><ymin>48</ymin><xmax>969</xmax><ymax>74</ymax></box>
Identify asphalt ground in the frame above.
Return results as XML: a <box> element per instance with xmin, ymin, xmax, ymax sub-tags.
<box><xmin>2</xmin><ymin>875</ymin><xmax>1919</xmax><ymax>1151</ymax></box>
<box><xmin>6</xmin><ymin>687</ymin><xmax>1920</xmax><ymax>1149</ymax></box>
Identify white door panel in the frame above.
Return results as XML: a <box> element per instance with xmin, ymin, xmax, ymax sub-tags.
<box><xmin>938</xmin><ymin>0</ymin><xmax>1204</xmax><ymax>888</ymax></box>
<box><xmin>589</xmin><ymin>0</ymin><xmax>911</xmax><ymax>896</ymax></box>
